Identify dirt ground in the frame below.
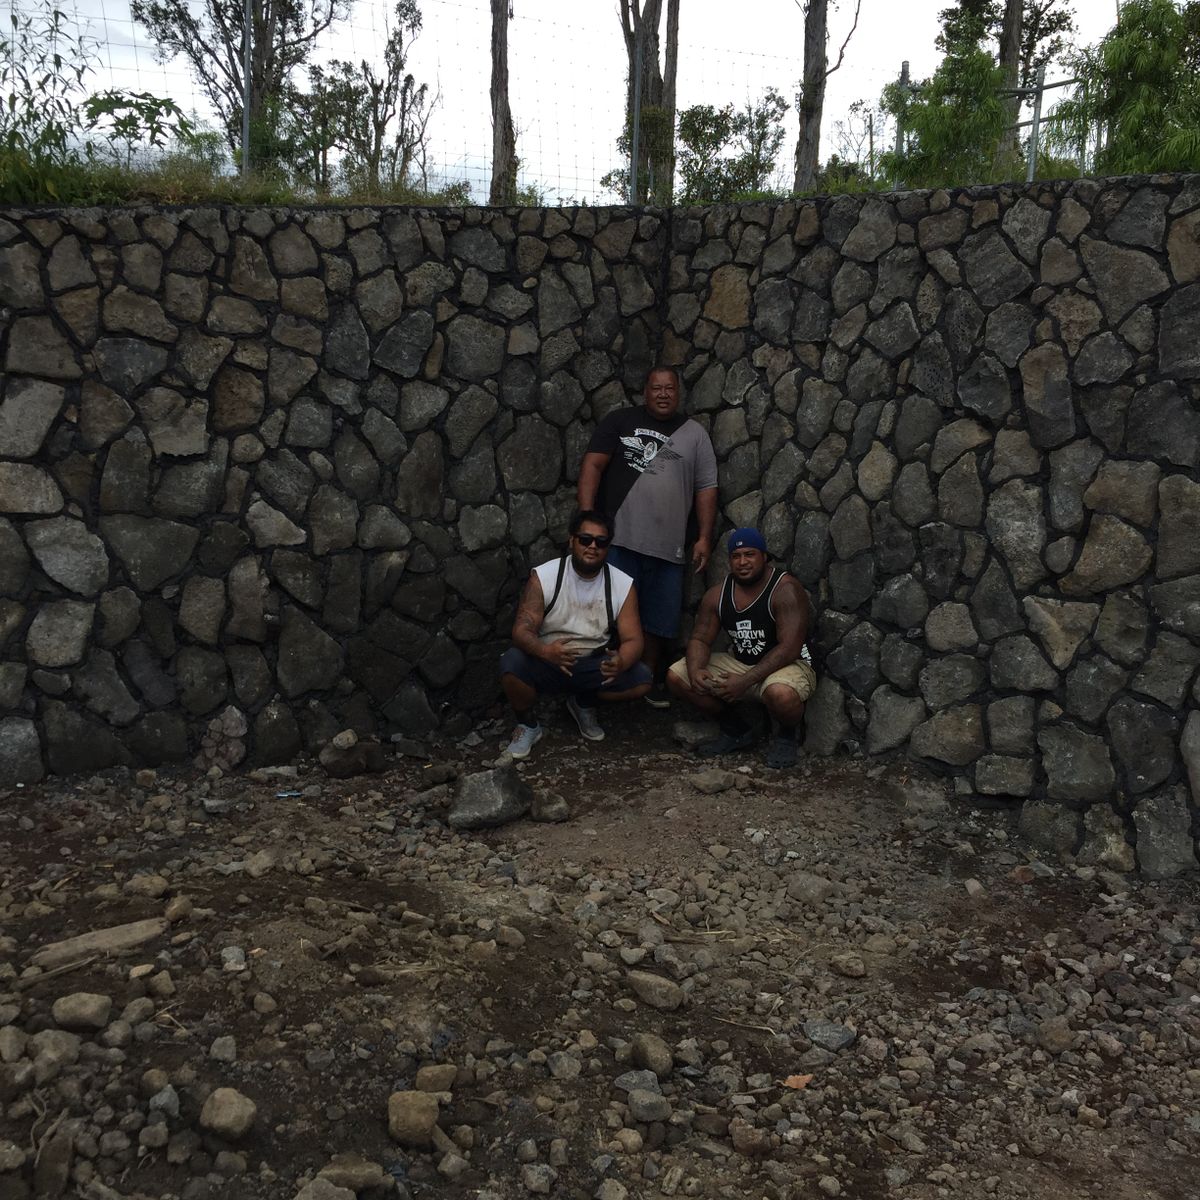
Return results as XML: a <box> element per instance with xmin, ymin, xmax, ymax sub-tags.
<box><xmin>1</xmin><ymin>703</ymin><xmax>1198</xmax><ymax>1200</ymax></box>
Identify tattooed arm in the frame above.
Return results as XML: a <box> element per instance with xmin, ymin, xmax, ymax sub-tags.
<box><xmin>512</xmin><ymin>571</ymin><xmax>578</xmax><ymax>675</ymax></box>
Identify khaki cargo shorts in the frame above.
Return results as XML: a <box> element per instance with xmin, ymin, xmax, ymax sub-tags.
<box><xmin>669</xmin><ymin>652</ymin><xmax>817</xmax><ymax>703</ymax></box>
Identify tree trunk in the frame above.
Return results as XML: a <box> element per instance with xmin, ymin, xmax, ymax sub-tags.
<box><xmin>996</xmin><ymin>0</ymin><xmax>1023</xmax><ymax>165</ymax></box>
<box><xmin>621</xmin><ymin>0</ymin><xmax>664</xmax><ymax>203</ymax></box>
<box><xmin>792</xmin><ymin>0</ymin><xmax>827</xmax><ymax>194</ymax></box>
<box><xmin>489</xmin><ymin>0</ymin><xmax>517</xmax><ymax>205</ymax></box>
<box><xmin>656</xmin><ymin>0</ymin><xmax>679</xmax><ymax>204</ymax></box>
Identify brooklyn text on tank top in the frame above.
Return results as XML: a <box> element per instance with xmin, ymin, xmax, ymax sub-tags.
<box><xmin>719</xmin><ymin>567</ymin><xmax>788</xmax><ymax>665</ymax></box>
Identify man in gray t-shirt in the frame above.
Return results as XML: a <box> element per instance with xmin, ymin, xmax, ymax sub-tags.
<box><xmin>577</xmin><ymin>367</ymin><xmax>718</xmax><ymax>706</ymax></box>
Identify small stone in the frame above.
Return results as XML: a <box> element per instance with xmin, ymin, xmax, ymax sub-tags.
<box><xmin>631</xmin><ymin>1032</ymin><xmax>673</xmax><ymax>1079</ymax></box>
<box><xmin>387</xmin><ymin>1090</ymin><xmax>440</xmax><ymax>1146</ymax></box>
<box><xmin>1036</xmin><ymin>1016</ymin><xmax>1074</xmax><ymax>1055</ymax></box>
<box><xmin>531</xmin><ymin>792</ymin><xmax>570</xmax><ymax>822</ymax></box>
<box><xmin>209</xmin><ymin>1036</ymin><xmax>237</xmax><ymax>1062</ymax></box>
<box><xmin>626</xmin><ymin>1088</ymin><xmax>671</xmax><ymax>1122</ymax></box>
<box><xmin>415</xmin><ymin>1063</ymin><xmax>457</xmax><ymax>1092</ymax></box>
<box><xmin>626</xmin><ymin>971</ymin><xmax>683</xmax><ymax>1011</ymax></box>
<box><xmin>296</xmin><ymin>1178</ymin><xmax>356</xmax><ymax>1200</ymax></box>
<box><xmin>521</xmin><ymin>1163</ymin><xmax>558</xmax><ymax>1194</ymax></box>
<box><xmin>804</xmin><ymin>1020</ymin><xmax>856</xmax><ymax>1051</ymax></box>
<box><xmin>51</xmin><ymin>992</ymin><xmax>112</xmax><ymax>1030</ymax></box>
<box><xmin>199</xmin><ymin>1087</ymin><xmax>257</xmax><ymax>1138</ymax></box>
<box><xmin>830</xmin><ymin>952</ymin><xmax>866</xmax><ymax>978</ymax></box>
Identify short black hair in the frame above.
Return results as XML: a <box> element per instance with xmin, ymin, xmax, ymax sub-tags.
<box><xmin>569</xmin><ymin>509</ymin><xmax>613</xmax><ymax>538</ymax></box>
<box><xmin>643</xmin><ymin>365</ymin><xmax>680</xmax><ymax>388</ymax></box>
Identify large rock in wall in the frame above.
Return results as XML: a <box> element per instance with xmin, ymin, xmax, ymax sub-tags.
<box><xmin>1</xmin><ymin>179</ymin><xmax>1198</xmax><ymax>877</ymax></box>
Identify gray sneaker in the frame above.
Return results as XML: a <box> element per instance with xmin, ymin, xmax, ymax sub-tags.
<box><xmin>505</xmin><ymin>723</ymin><xmax>543</xmax><ymax>759</ymax></box>
<box><xmin>566</xmin><ymin>696</ymin><xmax>605</xmax><ymax>742</ymax></box>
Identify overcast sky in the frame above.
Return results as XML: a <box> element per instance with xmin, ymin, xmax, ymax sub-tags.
<box><xmin>66</xmin><ymin>0</ymin><xmax>1119</xmax><ymax>201</ymax></box>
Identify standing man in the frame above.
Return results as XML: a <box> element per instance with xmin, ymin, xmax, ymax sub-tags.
<box><xmin>577</xmin><ymin>366</ymin><xmax>718</xmax><ymax>708</ymax></box>
<box><xmin>666</xmin><ymin>528</ymin><xmax>815</xmax><ymax>769</ymax></box>
<box><xmin>499</xmin><ymin>510</ymin><xmax>652</xmax><ymax>759</ymax></box>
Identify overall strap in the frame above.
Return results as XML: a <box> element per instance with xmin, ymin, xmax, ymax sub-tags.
<box><xmin>543</xmin><ymin>556</ymin><xmax>569</xmax><ymax>618</ymax></box>
<box><xmin>603</xmin><ymin>563</ymin><xmax>615</xmax><ymax>639</ymax></box>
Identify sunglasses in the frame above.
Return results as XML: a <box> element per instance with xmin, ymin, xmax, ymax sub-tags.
<box><xmin>574</xmin><ymin>533</ymin><xmax>612</xmax><ymax>548</ymax></box>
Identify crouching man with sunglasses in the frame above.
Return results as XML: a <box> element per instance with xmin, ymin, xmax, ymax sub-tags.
<box><xmin>499</xmin><ymin>510</ymin><xmax>653</xmax><ymax>759</ymax></box>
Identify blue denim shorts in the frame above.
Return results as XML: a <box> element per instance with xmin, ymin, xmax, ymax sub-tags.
<box><xmin>500</xmin><ymin>647</ymin><xmax>652</xmax><ymax>697</ymax></box>
<box><xmin>604</xmin><ymin>545</ymin><xmax>685</xmax><ymax>639</ymax></box>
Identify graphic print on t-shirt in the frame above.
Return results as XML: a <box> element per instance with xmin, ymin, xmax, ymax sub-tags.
<box><xmin>730</xmin><ymin>618</ymin><xmax>767</xmax><ymax>658</ymax></box>
<box><xmin>618</xmin><ymin>428</ymin><xmax>683</xmax><ymax>474</ymax></box>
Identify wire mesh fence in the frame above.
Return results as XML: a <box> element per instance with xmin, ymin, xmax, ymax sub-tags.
<box><xmin>6</xmin><ymin>0</ymin><xmax>1098</xmax><ymax>205</ymax></box>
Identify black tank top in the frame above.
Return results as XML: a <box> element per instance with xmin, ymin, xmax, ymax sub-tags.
<box><xmin>718</xmin><ymin>567</ymin><xmax>788</xmax><ymax>665</ymax></box>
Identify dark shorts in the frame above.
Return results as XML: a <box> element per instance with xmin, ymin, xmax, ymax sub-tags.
<box><xmin>500</xmin><ymin>647</ymin><xmax>652</xmax><ymax>697</ymax></box>
<box><xmin>604</xmin><ymin>545</ymin><xmax>685</xmax><ymax>639</ymax></box>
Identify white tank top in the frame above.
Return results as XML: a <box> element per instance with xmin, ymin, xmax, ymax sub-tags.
<box><xmin>533</xmin><ymin>558</ymin><xmax>634</xmax><ymax>653</ymax></box>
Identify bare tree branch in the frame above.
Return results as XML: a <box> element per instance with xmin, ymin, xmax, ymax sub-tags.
<box><xmin>825</xmin><ymin>0</ymin><xmax>862</xmax><ymax>78</ymax></box>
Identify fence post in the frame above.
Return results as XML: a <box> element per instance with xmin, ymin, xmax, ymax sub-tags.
<box><xmin>892</xmin><ymin>60</ymin><xmax>909</xmax><ymax>190</ymax></box>
<box><xmin>1026</xmin><ymin>62</ymin><xmax>1046</xmax><ymax>184</ymax></box>
<box><xmin>241</xmin><ymin>0</ymin><xmax>252</xmax><ymax>179</ymax></box>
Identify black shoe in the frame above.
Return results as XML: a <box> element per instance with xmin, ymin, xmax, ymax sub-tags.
<box><xmin>765</xmin><ymin>733</ymin><xmax>798</xmax><ymax>769</ymax></box>
<box><xmin>645</xmin><ymin>683</ymin><xmax>670</xmax><ymax>709</ymax></box>
<box><xmin>697</xmin><ymin>728</ymin><xmax>756</xmax><ymax>757</ymax></box>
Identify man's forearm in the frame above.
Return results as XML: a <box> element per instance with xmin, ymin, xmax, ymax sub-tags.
<box><xmin>577</xmin><ymin>459</ymin><xmax>603</xmax><ymax>509</ymax></box>
<box><xmin>685</xmin><ymin>636</ymin><xmax>712</xmax><ymax>679</ymax></box>
<box><xmin>617</xmin><ymin>631</ymin><xmax>644</xmax><ymax>672</ymax></box>
<box><xmin>513</xmin><ymin>624</ymin><xmax>547</xmax><ymax>660</ymax></box>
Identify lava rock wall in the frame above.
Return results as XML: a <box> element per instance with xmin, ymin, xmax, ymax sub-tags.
<box><xmin>660</xmin><ymin>180</ymin><xmax>1199</xmax><ymax>875</ymax></box>
<box><xmin>0</xmin><ymin>178</ymin><xmax>1198</xmax><ymax>873</ymax></box>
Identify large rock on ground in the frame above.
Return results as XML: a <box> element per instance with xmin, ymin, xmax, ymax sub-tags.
<box><xmin>1133</xmin><ymin>788</ymin><xmax>1196</xmax><ymax>879</ymax></box>
<box><xmin>0</xmin><ymin>718</ymin><xmax>43</xmax><ymax>786</ymax></box>
<box><xmin>447</xmin><ymin>764</ymin><xmax>532</xmax><ymax>830</ymax></box>
<box><xmin>1018</xmin><ymin>799</ymin><xmax>1080</xmax><ymax>855</ymax></box>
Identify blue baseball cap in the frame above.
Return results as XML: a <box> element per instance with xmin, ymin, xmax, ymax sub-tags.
<box><xmin>728</xmin><ymin>528</ymin><xmax>767</xmax><ymax>554</ymax></box>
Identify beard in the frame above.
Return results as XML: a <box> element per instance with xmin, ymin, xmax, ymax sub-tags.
<box><xmin>571</xmin><ymin>550</ymin><xmax>605</xmax><ymax>578</ymax></box>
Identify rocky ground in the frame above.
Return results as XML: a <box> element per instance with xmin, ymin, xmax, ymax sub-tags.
<box><xmin>1</xmin><ymin>704</ymin><xmax>1198</xmax><ymax>1200</ymax></box>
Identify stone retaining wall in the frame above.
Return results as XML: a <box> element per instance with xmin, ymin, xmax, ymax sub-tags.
<box><xmin>1</xmin><ymin>178</ymin><xmax>1198</xmax><ymax>874</ymax></box>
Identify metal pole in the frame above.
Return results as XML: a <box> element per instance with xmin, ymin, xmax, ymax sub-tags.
<box><xmin>1026</xmin><ymin>62</ymin><xmax>1045</xmax><ymax>184</ymax></box>
<box><xmin>868</xmin><ymin>112</ymin><xmax>874</xmax><ymax>180</ymax></box>
<box><xmin>241</xmin><ymin>0</ymin><xmax>252</xmax><ymax>179</ymax></box>
<box><xmin>892</xmin><ymin>60</ymin><xmax>908</xmax><ymax>190</ymax></box>
<box><xmin>1079</xmin><ymin>80</ymin><xmax>1088</xmax><ymax>173</ymax></box>
<box><xmin>629</xmin><ymin>23</ymin><xmax>644</xmax><ymax>205</ymax></box>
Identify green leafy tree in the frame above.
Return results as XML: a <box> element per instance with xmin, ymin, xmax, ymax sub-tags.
<box><xmin>938</xmin><ymin>0</ymin><xmax>1076</xmax><ymax>86</ymax></box>
<box><xmin>676</xmin><ymin>88</ymin><xmax>789</xmax><ymax>203</ymax></box>
<box><xmin>1047</xmin><ymin>0</ymin><xmax>1200</xmax><ymax>173</ymax></box>
<box><xmin>880</xmin><ymin>39</ymin><xmax>1009</xmax><ymax>188</ymax></box>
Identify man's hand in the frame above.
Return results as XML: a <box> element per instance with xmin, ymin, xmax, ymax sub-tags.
<box><xmin>541</xmin><ymin>639</ymin><xmax>581</xmax><ymax>676</ymax></box>
<box><xmin>599</xmin><ymin>649</ymin><xmax>623</xmax><ymax>685</ymax></box>
<box><xmin>691</xmin><ymin>536</ymin><xmax>712</xmax><ymax>575</ymax></box>
<box><xmin>709</xmin><ymin>670</ymin><xmax>753</xmax><ymax>702</ymax></box>
<box><xmin>691</xmin><ymin>666</ymin><xmax>715</xmax><ymax>694</ymax></box>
